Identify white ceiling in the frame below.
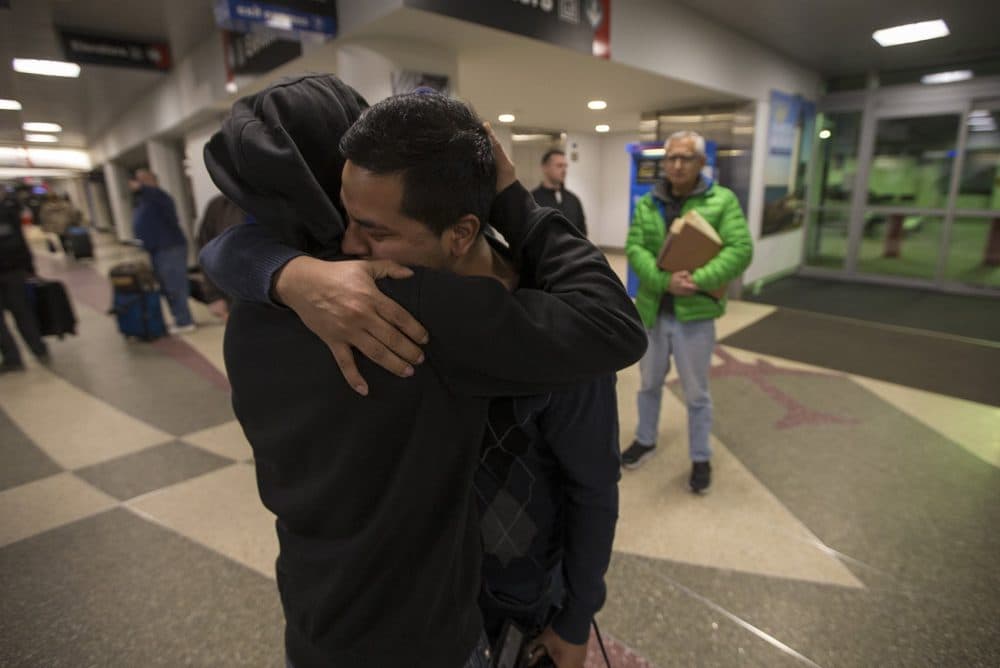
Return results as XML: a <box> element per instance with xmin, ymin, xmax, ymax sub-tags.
<box><xmin>673</xmin><ymin>0</ymin><xmax>1000</xmax><ymax>77</ymax></box>
<box><xmin>0</xmin><ymin>0</ymin><xmax>216</xmax><ymax>149</ymax></box>
<box><xmin>349</xmin><ymin>8</ymin><xmax>740</xmax><ymax>135</ymax></box>
<box><xmin>1</xmin><ymin>0</ymin><xmax>996</xmax><ymax>161</ymax></box>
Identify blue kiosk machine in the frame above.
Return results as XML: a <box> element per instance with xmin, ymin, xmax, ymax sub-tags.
<box><xmin>625</xmin><ymin>140</ymin><xmax>716</xmax><ymax>297</ymax></box>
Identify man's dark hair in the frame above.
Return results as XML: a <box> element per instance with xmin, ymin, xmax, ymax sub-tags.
<box><xmin>541</xmin><ymin>149</ymin><xmax>565</xmax><ymax>165</ymax></box>
<box><xmin>339</xmin><ymin>93</ymin><xmax>495</xmax><ymax>236</ymax></box>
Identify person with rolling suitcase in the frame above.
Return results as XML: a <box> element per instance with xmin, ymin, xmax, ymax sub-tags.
<box><xmin>0</xmin><ymin>192</ymin><xmax>50</xmax><ymax>373</ymax></box>
<box><xmin>129</xmin><ymin>169</ymin><xmax>195</xmax><ymax>334</ymax></box>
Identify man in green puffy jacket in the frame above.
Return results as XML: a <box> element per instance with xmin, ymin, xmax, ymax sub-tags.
<box><xmin>622</xmin><ymin>131</ymin><xmax>753</xmax><ymax>492</ymax></box>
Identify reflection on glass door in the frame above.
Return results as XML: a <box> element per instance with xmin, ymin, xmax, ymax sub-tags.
<box><xmin>857</xmin><ymin>114</ymin><xmax>960</xmax><ymax>280</ymax></box>
<box><xmin>805</xmin><ymin>111</ymin><xmax>862</xmax><ymax>270</ymax></box>
<box><xmin>947</xmin><ymin>107</ymin><xmax>1000</xmax><ymax>288</ymax></box>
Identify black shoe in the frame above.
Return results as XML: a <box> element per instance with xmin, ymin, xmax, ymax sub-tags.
<box><xmin>621</xmin><ymin>441</ymin><xmax>657</xmax><ymax>469</ymax></box>
<box><xmin>690</xmin><ymin>461</ymin><xmax>712</xmax><ymax>493</ymax></box>
<box><xmin>0</xmin><ymin>362</ymin><xmax>26</xmax><ymax>374</ymax></box>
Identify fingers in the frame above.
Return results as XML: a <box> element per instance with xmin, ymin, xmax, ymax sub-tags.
<box><xmin>375</xmin><ymin>295</ymin><xmax>429</xmax><ymax>346</ymax></box>
<box><xmin>365</xmin><ymin>259</ymin><xmax>414</xmax><ymax>280</ymax></box>
<box><xmin>330</xmin><ymin>344</ymin><xmax>368</xmax><ymax>396</ymax></box>
<box><xmin>353</xmin><ymin>334</ymin><xmax>416</xmax><ymax>379</ymax></box>
<box><xmin>483</xmin><ymin>121</ymin><xmax>517</xmax><ymax>192</ymax></box>
<box><xmin>365</xmin><ymin>312</ymin><xmax>425</xmax><ymax>366</ymax></box>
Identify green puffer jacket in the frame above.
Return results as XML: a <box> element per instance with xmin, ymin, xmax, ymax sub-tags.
<box><xmin>626</xmin><ymin>180</ymin><xmax>753</xmax><ymax>327</ymax></box>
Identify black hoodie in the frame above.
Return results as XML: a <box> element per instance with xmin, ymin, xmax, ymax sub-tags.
<box><xmin>205</xmin><ymin>75</ymin><xmax>646</xmax><ymax>668</ymax></box>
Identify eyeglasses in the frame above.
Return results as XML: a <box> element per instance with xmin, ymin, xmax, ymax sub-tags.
<box><xmin>665</xmin><ymin>154</ymin><xmax>698</xmax><ymax>164</ymax></box>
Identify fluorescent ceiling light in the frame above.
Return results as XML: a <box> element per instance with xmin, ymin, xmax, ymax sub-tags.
<box><xmin>498</xmin><ymin>114</ymin><xmax>515</xmax><ymax>123</ymax></box>
<box><xmin>595</xmin><ymin>124</ymin><xmax>610</xmax><ymax>133</ymax></box>
<box><xmin>641</xmin><ymin>148</ymin><xmax>666</xmax><ymax>157</ymax></box>
<box><xmin>921</xmin><ymin>70</ymin><xmax>972</xmax><ymax>85</ymax></box>
<box><xmin>23</xmin><ymin>122</ymin><xmax>62</xmax><ymax>133</ymax></box>
<box><xmin>13</xmin><ymin>58</ymin><xmax>81</xmax><ymax>78</ymax></box>
<box><xmin>819</xmin><ymin>129</ymin><xmax>832</xmax><ymax>139</ymax></box>
<box><xmin>968</xmin><ymin>116</ymin><xmax>995</xmax><ymax>125</ymax></box>
<box><xmin>25</xmin><ymin>133</ymin><xmax>59</xmax><ymax>143</ymax></box>
<box><xmin>872</xmin><ymin>20</ymin><xmax>949</xmax><ymax>47</ymax></box>
<box><xmin>969</xmin><ymin>110</ymin><xmax>990</xmax><ymax>118</ymax></box>
<box><xmin>512</xmin><ymin>133</ymin><xmax>555</xmax><ymax>142</ymax></box>
<box><xmin>587</xmin><ymin>100</ymin><xmax>607</xmax><ymax>110</ymax></box>
<box><xmin>0</xmin><ymin>98</ymin><xmax>22</xmax><ymax>110</ymax></box>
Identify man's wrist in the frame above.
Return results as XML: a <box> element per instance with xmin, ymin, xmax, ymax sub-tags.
<box><xmin>271</xmin><ymin>255</ymin><xmax>309</xmax><ymax>306</ymax></box>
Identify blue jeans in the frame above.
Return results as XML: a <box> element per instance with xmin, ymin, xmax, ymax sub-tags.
<box><xmin>150</xmin><ymin>245</ymin><xmax>193</xmax><ymax>327</ymax></box>
<box><xmin>635</xmin><ymin>312</ymin><xmax>715</xmax><ymax>462</ymax></box>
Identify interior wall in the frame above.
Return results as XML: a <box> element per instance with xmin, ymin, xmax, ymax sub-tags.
<box><xmin>596</xmin><ymin>132</ymin><xmax>641</xmax><ymax>249</ymax></box>
<box><xmin>612</xmin><ymin>0</ymin><xmax>819</xmax><ymax>103</ymax></box>
<box><xmin>183</xmin><ymin>120</ymin><xmax>223</xmax><ymax>234</ymax></box>
<box><xmin>89</xmin><ymin>33</ymin><xmax>228</xmax><ymax>165</ymax></box>
<box><xmin>564</xmin><ymin>132</ymin><xmax>601</xmax><ymax>237</ymax></box>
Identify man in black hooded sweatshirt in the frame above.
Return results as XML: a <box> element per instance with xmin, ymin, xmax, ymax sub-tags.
<box><xmin>204</xmin><ymin>76</ymin><xmax>645</xmax><ymax>668</ymax></box>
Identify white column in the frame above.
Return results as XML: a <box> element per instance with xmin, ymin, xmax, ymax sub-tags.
<box><xmin>84</xmin><ymin>179</ymin><xmax>113</xmax><ymax>231</ymax></box>
<box><xmin>183</xmin><ymin>122</ymin><xmax>223</xmax><ymax>238</ymax></box>
<box><xmin>103</xmin><ymin>161</ymin><xmax>134</xmax><ymax>241</ymax></box>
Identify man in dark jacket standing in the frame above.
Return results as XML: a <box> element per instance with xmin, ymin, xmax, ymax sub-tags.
<box><xmin>0</xmin><ymin>192</ymin><xmax>48</xmax><ymax>373</ymax></box>
<box><xmin>129</xmin><ymin>169</ymin><xmax>194</xmax><ymax>333</ymax></box>
<box><xmin>532</xmin><ymin>149</ymin><xmax>587</xmax><ymax>236</ymax></box>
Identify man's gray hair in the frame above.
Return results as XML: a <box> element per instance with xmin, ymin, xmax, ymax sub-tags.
<box><xmin>664</xmin><ymin>130</ymin><xmax>706</xmax><ymax>157</ymax></box>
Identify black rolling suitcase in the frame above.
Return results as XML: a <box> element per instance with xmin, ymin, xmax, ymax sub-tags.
<box><xmin>61</xmin><ymin>226</ymin><xmax>94</xmax><ymax>259</ymax></box>
<box><xmin>25</xmin><ymin>278</ymin><xmax>77</xmax><ymax>338</ymax></box>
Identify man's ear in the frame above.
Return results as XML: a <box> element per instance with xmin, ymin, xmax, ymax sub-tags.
<box><xmin>443</xmin><ymin>215</ymin><xmax>481</xmax><ymax>257</ymax></box>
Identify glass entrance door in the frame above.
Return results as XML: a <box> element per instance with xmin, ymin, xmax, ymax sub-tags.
<box><xmin>856</xmin><ymin>112</ymin><xmax>961</xmax><ymax>281</ymax></box>
<box><xmin>945</xmin><ymin>105</ymin><xmax>1000</xmax><ymax>289</ymax></box>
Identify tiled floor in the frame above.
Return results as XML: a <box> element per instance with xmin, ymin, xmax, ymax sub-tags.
<box><xmin>2</xmin><ymin>235</ymin><xmax>999</xmax><ymax>667</ymax></box>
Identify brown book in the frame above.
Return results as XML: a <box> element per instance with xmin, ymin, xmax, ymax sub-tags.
<box><xmin>657</xmin><ymin>210</ymin><xmax>728</xmax><ymax>299</ymax></box>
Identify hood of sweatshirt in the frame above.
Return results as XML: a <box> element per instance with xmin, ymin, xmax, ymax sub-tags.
<box><xmin>204</xmin><ymin>74</ymin><xmax>368</xmax><ymax>255</ymax></box>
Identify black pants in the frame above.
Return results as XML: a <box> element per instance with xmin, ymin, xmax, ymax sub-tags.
<box><xmin>0</xmin><ymin>272</ymin><xmax>48</xmax><ymax>367</ymax></box>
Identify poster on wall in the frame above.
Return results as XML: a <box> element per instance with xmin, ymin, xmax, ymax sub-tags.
<box><xmin>404</xmin><ymin>0</ymin><xmax>611</xmax><ymax>58</ymax></box>
<box><xmin>762</xmin><ymin>90</ymin><xmax>815</xmax><ymax>236</ymax></box>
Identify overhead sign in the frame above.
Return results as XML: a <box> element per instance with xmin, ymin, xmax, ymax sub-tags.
<box><xmin>405</xmin><ymin>0</ymin><xmax>611</xmax><ymax>58</ymax></box>
<box><xmin>59</xmin><ymin>30</ymin><xmax>171</xmax><ymax>71</ymax></box>
<box><xmin>214</xmin><ymin>0</ymin><xmax>337</xmax><ymax>38</ymax></box>
<box><xmin>226</xmin><ymin>30</ymin><xmax>303</xmax><ymax>75</ymax></box>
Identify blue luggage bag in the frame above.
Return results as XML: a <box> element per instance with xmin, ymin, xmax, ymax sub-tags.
<box><xmin>108</xmin><ymin>262</ymin><xmax>166</xmax><ymax>341</ymax></box>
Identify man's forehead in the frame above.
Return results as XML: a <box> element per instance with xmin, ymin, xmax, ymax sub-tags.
<box><xmin>664</xmin><ymin>137</ymin><xmax>698</xmax><ymax>153</ymax></box>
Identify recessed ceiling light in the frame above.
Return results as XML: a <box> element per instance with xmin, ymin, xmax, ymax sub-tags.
<box><xmin>819</xmin><ymin>129</ymin><xmax>832</xmax><ymax>139</ymax></box>
<box><xmin>920</xmin><ymin>70</ymin><xmax>972</xmax><ymax>85</ymax></box>
<box><xmin>587</xmin><ymin>100</ymin><xmax>607</xmax><ymax>110</ymax></box>
<box><xmin>595</xmin><ymin>124</ymin><xmax>610</xmax><ymax>133</ymax></box>
<box><xmin>13</xmin><ymin>58</ymin><xmax>81</xmax><ymax>78</ymax></box>
<box><xmin>25</xmin><ymin>133</ymin><xmax>59</xmax><ymax>143</ymax></box>
<box><xmin>872</xmin><ymin>20</ymin><xmax>949</xmax><ymax>47</ymax></box>
<box><xmin>225</xmin><ymin>81</ymin><xmax>239</xmax><ymax>94</ymax></box>
<box><xmin>498</xmin><ymin>114</ymin><xmax>515</xmax><ymax>123</ymax></box>
<box><xmin>23</xmin><ymin>122</ymin><xmax>62</xmax><ymax>133</ymax></box>
<box><xmin>0</xmin><ymin>99</ymin><xmax>22</xmax><ymax>111</ymax></box>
